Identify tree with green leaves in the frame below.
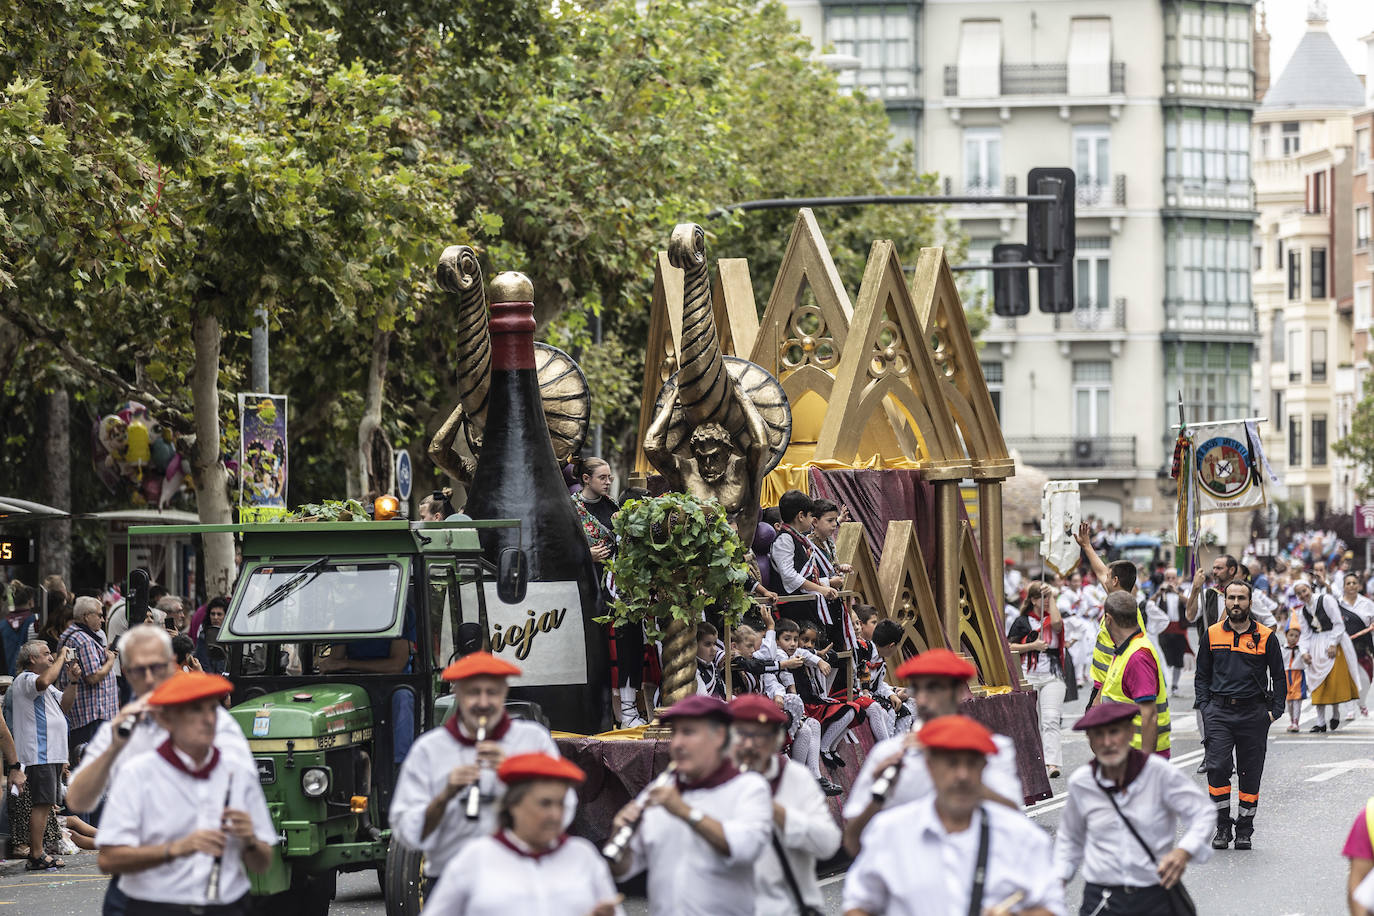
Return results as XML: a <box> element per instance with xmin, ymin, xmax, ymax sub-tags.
<box><xmin>1334</xmin><ymin>372</ymin><xmax>1374</xmax><ymax>502</ymax></box>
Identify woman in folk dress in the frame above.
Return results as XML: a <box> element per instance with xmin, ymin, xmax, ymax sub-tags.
<box><xmin>1293</xmin><ymin>580</ymin><xmax>1361</xmax><ymax>733</ymax></box>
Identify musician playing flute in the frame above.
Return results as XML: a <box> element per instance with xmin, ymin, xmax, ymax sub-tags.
<box><xmin>392</xmin><ymin>653</ymin><xmax>570</xmax><ymax>896</ymax></box>
<box><xmin>609</xmin><ymin>695</ymin><xmax>771</xmax><ymax>916</ymax></box>
<box><xmin>843</xmin><ymin>650</ymin><xmax>1021</xmax><ymax>855</ymax></box>
<box><xmin>97</xmin><ymin>672</ymin><xmax>275</xmax><ymax>916</ymax></box>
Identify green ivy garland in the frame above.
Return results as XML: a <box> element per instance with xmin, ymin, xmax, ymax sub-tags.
<box><xmin>602</xmin><ymin>492</ymin><xmax>752</xmax><ymax>640</ymax></box>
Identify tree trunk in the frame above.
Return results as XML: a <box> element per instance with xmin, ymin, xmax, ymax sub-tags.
<box><xmin>39</xmin><ymin>387</ymin><xmax>72</xmax><ymax>588</ymax></box>
<box><xmin>357</xmin><ymin>326</ymin><xmax>393</xmax><ymax>504</ymax></box>
<box><xmin>191</xmin><ymin>313</ymin><xmax>234</xmax><ymax>600</ymax></box>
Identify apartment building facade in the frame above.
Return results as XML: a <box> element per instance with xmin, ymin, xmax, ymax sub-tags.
<box><xmin>782</xmin><ymin>0</ymin><xmax>1258</xmax><ymax>534</ymax></box>
<box><xmin>1251</xmin><ymin>11</ymin><xmax>1365</xmax><ymax>519</ymax></box>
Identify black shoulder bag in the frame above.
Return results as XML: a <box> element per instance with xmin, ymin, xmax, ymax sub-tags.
<box><xmin>1099</xmin><ymin>784</ymin><xmax>1197</xmax><ymax>916</ymax></box>
<box><xmin>769</xmin><ymin>831</ymin><xmax>823</xmax><ymax>916</ymax></box>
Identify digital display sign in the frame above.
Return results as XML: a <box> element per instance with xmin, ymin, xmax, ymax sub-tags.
<box><xmin>0</xmin><ymin>539</ymin><xmax>35</xmax><ymax>565</ymax></box>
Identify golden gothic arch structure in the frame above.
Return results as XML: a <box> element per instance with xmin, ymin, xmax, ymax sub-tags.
<box><xmin>635</xmin><ymin>210</ymin><xmax>1021</xmax><ymax>689</ymax></box>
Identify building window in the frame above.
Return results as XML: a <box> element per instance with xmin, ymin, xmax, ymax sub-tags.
<box><xmin>1164</xmin><ymin>218</ymin><xmax>1251</xmax><ymax>311</ymax></box>
<box><xmin>1311</xmin><ymin>328</ymin><xmax>1327</xmax><ymax>383</ymax></box>
<box><xmin>1275</xmin><ymin>237</ymin><xmax>1283</xmax><ymax>272</ymax></box>
<box><xmin>1357</xmin><ymin>283</ymin><xmax>1372</xmax><ymax>331</ymax></box>
<box><xmin>825</xmin><ymin>4</ymin><xmax>918</xmax><ymax>99</ymax></box>
<box><xmin>1289</xmin><ymin>416</ymin><xmax>1303</xmax><ymax>468</ymax></box>
<box><xmin>1288</xmin><ymin>329</ymin><xmax>1302</xmax><ymax>382</ymax></box>
<box><xmin>1274</xmin><ymin>390</ymin><xmax>1284</xmax><ymax>427</ymax></box>
<box><xmin>1311</xmin><ymin>247</ymin><xmax>1327</xmax><ymax>299</ymax></box>
<box><xmin>981</xmin><ymin>361</ymin><xmax>1003</xmax><ymax>419</ymax></box>
<box><xmin>1357</xmin><ymin>127</ymin><xmax>1370</xmax><ymax>172</ymax></box>
<box><xmin>956</xmin><ymin>20</ymin><xmax>1001</xmax><ymax>97</ymax></box>
<box><xmin>1073</xmin><ymin>126</ymin><xmax>1111</xmax><ymax>204</ymax></box>
<box><xmin>1287</xmin><ymin>249</ymin><xmax>1301</xmax><ymax>300</ymax></box>
<box><xmin>1258</xmin><ymin>123</ymin><xmax>1271</xmax><ymax>160</ymax></box>
<box><xmin>1312</xmin><ymin>415</ymin><xmax>1328</xmax><ymax>466</ymax></box>
<box><xmin>1174</xmin><ymin>342</ymin><xmax>1251</xmax><ymax>424</ymax></box>
<box><xmin>1067</xmin><ymin>18</ymin><xmax>1112</xmax><ymax>96</ymax></box>
<box><xmin>1307</xmin><ymin>172</ymin><xmax>1327</xmax><ymax>214</ymax></box>
<box><xmin>1357</xmin><ymin>207</ymin><xmax>1370</xmax><ymax>249</ymax></box>
<box><xmin>1282</xmin><ymin>122</ymin><xmax>1301</xmax><ymax>157</ymax></box>
<box><xmin>1073</xmin><ymin>361</ymin><xmax>1111</xmax><ymax>437</ymax></box>
<box><xmin>963</xmin><ymin>128</ymin><xmax>1002</xmax><ymax>194</ymax></box>
<box><xmin>1074</xmin><ymin>238</ymin><xmax>1111</xmax><ymax>312</ymax></box>
<box><xmin>1271</xmin><ymin>310</ymin><xmax>1285</xmax><ymax>361</ymax></box>
<box><xmin>1164</xmin><ymin>109</ymin><xmax>1250</xmax><ymax>188</ymax></box>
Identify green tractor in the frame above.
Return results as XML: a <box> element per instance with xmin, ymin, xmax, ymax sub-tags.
<box><xmin>128</xmin><ymin>518</ymin><xmax>528</xmax><ymax>916</ymax></box>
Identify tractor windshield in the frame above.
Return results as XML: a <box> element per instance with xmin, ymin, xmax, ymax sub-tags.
<box><xmin>225</xmin><ymin>560</ymin><xmax>406</xmax><ymax>639</ymax></box>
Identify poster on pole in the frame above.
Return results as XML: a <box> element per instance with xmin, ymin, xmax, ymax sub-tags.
<box><xmin>1193</xmin><ymin>422</ymin><xmax>1267</xmax><ymax>513</ymax></box>
<box><xmin>238</xmin><ymin>393</ymin><xmax>288</xmax><ymax>522</ymax></box>
<box><xmin>1040</xmin><ymin>481</ymin><xmax>1082</xmax><ymax>576</ymax></box>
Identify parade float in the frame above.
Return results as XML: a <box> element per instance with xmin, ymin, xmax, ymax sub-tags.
<box><xmin>423</xmin><ymin>211</ymin><xmax>1052</xmax><ymax>841</ymax></box>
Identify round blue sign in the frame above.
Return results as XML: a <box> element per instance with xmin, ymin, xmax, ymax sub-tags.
<box><xmin>395</xmin><ymin>449</ymin><xmax>413</xmax><ymax>500</ymax></box>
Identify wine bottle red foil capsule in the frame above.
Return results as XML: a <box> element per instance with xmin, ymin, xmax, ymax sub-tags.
<box><xmin>487</xmin><ymin>272</ymin><xmax>537</xmax><ymax>370</ymax></box>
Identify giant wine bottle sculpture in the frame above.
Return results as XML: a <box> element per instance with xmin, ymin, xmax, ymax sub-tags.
<box><xmin>464</xmin><ymin>272</ymin><xmax>609</xmax><ymax>734</ymax></box>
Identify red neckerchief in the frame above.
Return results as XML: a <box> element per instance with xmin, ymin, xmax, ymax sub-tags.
<box><xmin>157</xmin><ymin>738</ymin><xmax>220</xmax><ymax>780</ymax></box>
<box><xmin>676</xmin><ymin>758</ymin><xmax>739</xmax><ymax>792</ymax></box>
<box><xmin>446</xmin><ymin>711</ymin><xmax>512</xmax><ymax>746</ymax></box>
<box><xmin>1090</xmin><ymin>748</ymin><xmax>1147</xmax><ymax>794</ymax></box>
<box><xmin>493</xmin><ymin>829</ymin><xmax>568</xmax><ymax>862</ymax></box>
<box><xmin>776</xmin><ymin>524</ymin><xmax>820</xmax><ymax>583</ymax></box>
<box><xmin>767</xmin><ymin>753</ymin><xmax>788</xmax><ymax>796</ymax></box>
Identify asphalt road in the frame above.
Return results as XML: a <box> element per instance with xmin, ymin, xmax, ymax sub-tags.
<box><xmin>5</xmin><ymin>668</ymin><xmax>1371</xmax><ymax>915</ymax></box>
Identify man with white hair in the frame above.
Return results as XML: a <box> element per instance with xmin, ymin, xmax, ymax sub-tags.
<box><xmin>12</xmin><ymin>639</ymin><xmax>79</xmax><ymax>870</ymax></box>
<box><xmin>58</xmin><ymin>596</ymin><xmax>119</xmax><ymax>758</ymax></box>
<box><xmin>67</xmin><ymin>625</ymin><xmax>253</xmax><ymax>916</ymax></box>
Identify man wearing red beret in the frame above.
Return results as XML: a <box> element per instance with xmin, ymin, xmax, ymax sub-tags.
<box><xmin>727</xmin><ymin>694</ymin><xmax>840</xmax><ymax>916</ymax></box>
<box><xmin>609</xmin><ymin>694</ymin><xmax>772</xmax><ymax>916</ymax></box>
<box><xmin>391</xmin><ymin>652</ymin><xmax>569</xmax><ymax>893</ymax></box>
<box><xmin>97</xmin><ymin>672</ymin><xmax>277</xmax><ymax>915</ymax></box>
<box><xmin>1053</xmin><ymin>702</ymin><xmax>1214</xmax><ymax>915</ymax></box>
<box><xmin>842</xmin><ymin>649</ymin><xmax>1021</xmax><ymax>855</ymax></box>
<box><xmin>843</xmin><ymin>715</ymin><xmax>1065</xmax><ymax>916</ymax></box>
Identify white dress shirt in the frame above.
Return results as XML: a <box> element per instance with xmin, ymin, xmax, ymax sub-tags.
<box><xmin>842</xmin><ymin>797</ymin><xmax>1066</xmax><ymax>916</ymax></box>
<box><xmin>754</xmin><ymin>755</ymin><xmax>841</xmax><ymax>916</ymax></box>
<box><xmin>73</xmin><ymin>706</ymin><xmax>254</xmax><ymax>803</ymax></box>
<box><xmin>623</xmin><ymin>764</ymin><xmax>772</xmax><ymax>916</ymax></box>
<box><xmin>1053</xmin><ymin>751</ymin><xmax>1215</xmax><ymax>887</ymax></box>
<box><xmin>390</xmin><ymin>715</ymin><xmax>568</xmax><ymax>876</ymax></box>
<box><xmin>843</xmin><ymin>731</ymin><xmax>1021</xmax><ymax>821</ymax></box>
<box><xmin>98</xmin><ymin>746</ymin><xmax>277</xmax><ymax>905</ymax></box>
<box><xmin>425</xmin><ymin>831</ymin><xmax>624</xmax><ymax>916</ymax></box>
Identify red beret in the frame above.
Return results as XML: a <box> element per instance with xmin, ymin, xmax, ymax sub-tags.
<box><xmin>729</xmin><ymin>694</ymin><xmax>787</xmax><ymax>726</ymax></box>
<box><xmin>660</xmin><ymin>694</ymin><xmax>732</xmax><ymax>724</ymax></box>
<box><xmin>1004</xmin><ymin>558</ymin><xmax>1016</xmax><ymax>566</ymax></box>
<box><xmin>441</xmin><ymin>652</ymin><xmax>522</xmax><ymax>682</ymax></box>
<box><xmin>497</xmin><ymin>752</ymin><xmax>585</xmax><ymax>786</ymax></box>
<box><xmin>917</xmin><ymin>714</ymin><xmax>997</xmax><ymax>755</ymax></box>
<box><xmin>1073</xmin><ymin>701</ymin><xmax>1139</xmax><ymax>731</ymax></box>
<box><xmin>895</xmin><ymin>649</ymin><xmax>977</xmax><ymax>682</ymax></box>
<box><xmin>147</xmin><ymin>671</ymin><xmax>233</xmax><ymax>707</ymax></box>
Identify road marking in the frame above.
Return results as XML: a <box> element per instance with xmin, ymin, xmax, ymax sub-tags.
<box><xmin>1304</xmin><ymin>759</ymin><xmax>1374</xmax><ymax>782</ymax></box>
<box><xmin>1026</xmin><ymin>748</ymin><xmax>1205</xmax><ymax>818</ymax></box>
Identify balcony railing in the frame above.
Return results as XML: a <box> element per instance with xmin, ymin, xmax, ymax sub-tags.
<box><xmin>944</xmin><ymin>62</ymin><xmax>1125</xmax><ymax>98</ymax></box>
<box><xmin>1076</xmin><ymin>175</ymin><xmax>1127</xmax><ymax>209</ymax></box>
<box><xmin>944</xmin><ymin>174</ymin><xmax>1018</xmax><ymax>198</ymax></box>
<box><xmin>1054</xmin><ymin>297</ymin><xmax>1127</xmax><ymax>332</ymax></box>
<box><xmin>1163</xmin><ymin>177</ymin><xmax>1254</xmax><ymax>212</ymax></box>
<box><xmin>1006</xmin><ymin>435</ymin><xmax>1137</xmax><ymax>469</ymax></box>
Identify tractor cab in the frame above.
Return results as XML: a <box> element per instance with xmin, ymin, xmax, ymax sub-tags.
<box><xmin>128</xmin><ymin>518</ymin><xmax>526</xmax><ymax>916</ymax></box>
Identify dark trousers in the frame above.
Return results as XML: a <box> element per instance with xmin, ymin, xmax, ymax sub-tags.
<box><xmin>1203</xmin><ymin>697</ymin><xmax>1271</xmax><ymax>828</ymax></box>
<box><xmin>122</xmin><ymin>894</ymin><xmax>248</xmax><ymax>916</ymax></box>
<box><xmin>103</xmin><ymin>880</ymin><xmax>128</xmax><ymax>916</ymax></box>
<box><xmin>1081</xmin><ymin>883</ymin><xmax>1171</xmax><ymax>916</ymax></box>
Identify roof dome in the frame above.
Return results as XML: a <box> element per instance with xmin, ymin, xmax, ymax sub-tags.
<box><xmin>1260</xmin><ymin>16</ymin><xmax>1365</xmax><ymax>111</ymax></box>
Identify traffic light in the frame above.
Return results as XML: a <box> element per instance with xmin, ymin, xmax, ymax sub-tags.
<box><xmin>1027</xmin><ymin>167</ymin><xmax>1076</xmax><ymax>313</ymax></box>
<box><xmin>992</xmin><ymin>243</ymin><xmax>1030</xmax><ymax>317</ymax></box>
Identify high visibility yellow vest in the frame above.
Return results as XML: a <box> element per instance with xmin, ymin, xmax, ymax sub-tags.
<box><xmin>1090</xmin><ymin>606</ymin><xmax>1146</xmax><ymax>686</ymax></box>
<box><xmin>1101</xmin><ymin>632</ymin><xmax>1171</xmax><ymax>754</ymax></box>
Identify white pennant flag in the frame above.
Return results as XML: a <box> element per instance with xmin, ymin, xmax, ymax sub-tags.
<box><xmin>1040</xmin><ymin>481</ymin><xmax>1083</xmax><ymax>577</ymax></box>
